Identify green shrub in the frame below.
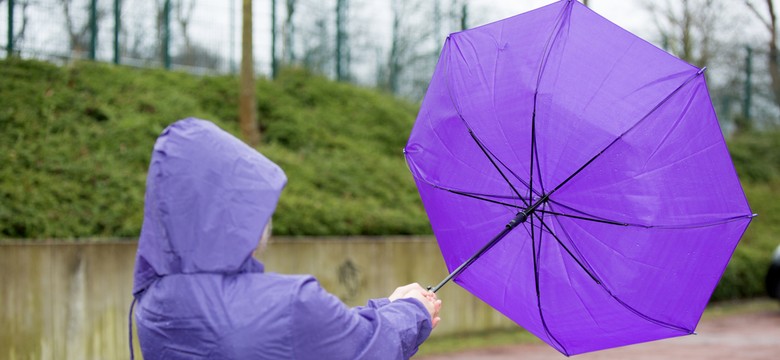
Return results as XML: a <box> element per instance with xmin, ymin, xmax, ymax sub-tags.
<box><xmin>0</xmin><ymin>59</ymin><xmax>429</xmax><ymax>238</ymax></box>
<box><xmin>1</xmin><ymin>58</ymin><xmax>779</xmax><ymax>302</ymax></box>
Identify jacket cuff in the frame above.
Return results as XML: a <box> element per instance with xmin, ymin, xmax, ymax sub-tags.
<box><xmin>366</xmin><ymin>297</ymin><xmax>391</xmax><ymax>309</ymax></box>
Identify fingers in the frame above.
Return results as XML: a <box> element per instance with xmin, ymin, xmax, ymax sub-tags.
<box><xmin>429</xmin><ymin>299</ymin><xmax>442</xmax><ymax>329</ymax></box>
<box><xmin>389</xmin><ymin>284</ymin><xmax>443</xmax><ymax>329</ymax></box>
<box><xmin>389</xmin><ymin>283</ymin><xmax>427</xmax><ymax>301</ymax></box>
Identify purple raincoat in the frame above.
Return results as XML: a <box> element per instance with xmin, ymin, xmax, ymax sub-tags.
<box><xmin>132</xmin><ymin>118</ymin><xmax>432</xmax><ymax>359</ymax></box>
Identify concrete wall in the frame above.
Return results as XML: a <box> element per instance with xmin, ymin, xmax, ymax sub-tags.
<box><xmin>0</xmin><ymin>237</ymin><xmax>515</xmax><ymax>360</ymax></box>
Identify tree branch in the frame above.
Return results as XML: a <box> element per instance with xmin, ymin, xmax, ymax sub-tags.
<box><xmin>745</xmin><ymin>0</ymin><xmax>774</xmax><ymax>33</ymax></box>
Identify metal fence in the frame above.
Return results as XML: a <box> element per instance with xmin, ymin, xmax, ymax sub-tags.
<box><xmin>2</xmin><ymin>0</ymin><xmax>274</xmax><ymax>75</ymax></box>
<box><xmin>3</xmin><ymin>1</ymin><xmax>778</xmax><ymax>124</ymax></box>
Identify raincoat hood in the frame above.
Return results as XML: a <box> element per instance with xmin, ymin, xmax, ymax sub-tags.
<box><xmin>133</xmin><ymin>118</ymin><xmax>286</xmax><ymax>295</ymax></box>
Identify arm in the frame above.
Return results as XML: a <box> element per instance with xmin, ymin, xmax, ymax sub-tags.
<box><xmin>291</xmin><ymin>278</ymin><xmax>433</xmax><ymax>360</ymax></box>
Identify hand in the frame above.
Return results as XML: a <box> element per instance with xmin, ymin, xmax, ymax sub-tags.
<box><xmin>389</xmin><ymin>283</ymin><xmax>442</xmax><ymax>329</ymax></box>
<box><xmin>388</xmin><ymin>283</ymin><xmax>426</xmax><ymax>302</ymax></box>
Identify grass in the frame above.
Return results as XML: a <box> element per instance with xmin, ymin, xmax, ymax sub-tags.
<box><xmin>416</xmin><ymin>328</ymin><xmax>541</xmax><ymax>357</ymax></box>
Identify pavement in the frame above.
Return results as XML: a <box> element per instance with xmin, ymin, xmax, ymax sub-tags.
<box><xmin>417</xmin><ymin>306</ymin><xmax>780</xmax><ymax>360</ymax></box>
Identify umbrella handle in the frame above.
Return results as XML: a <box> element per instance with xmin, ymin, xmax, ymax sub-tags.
<box><xmin>427</xmin><ymin>212</ymin><xmax>529</xmax><ymax>293</ymax></box>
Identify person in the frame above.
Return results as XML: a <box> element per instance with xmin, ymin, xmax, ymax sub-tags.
<box><xmin>767</xmin><ymin>244</ymin><xmax>780</xmax><ymax>300</ymax></box>
<box><xmin>130</xmin><ymin>118</ymin><xmax>441</xmax><ymax>360</ymax></box>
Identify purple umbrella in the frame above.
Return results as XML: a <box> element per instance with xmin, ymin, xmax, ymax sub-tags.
<box><xmin>405</xmin><ymin>0</ymin><xmax>753</xmax><ymax>355</ymax></box>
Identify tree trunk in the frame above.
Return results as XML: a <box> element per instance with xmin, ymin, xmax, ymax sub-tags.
<box><xmin>766</xmin><ymin>0</ymin><xmax>780</xmax><ymax>109</ymax></box>
<box><xmin>240</xmin><ymin>0</ymin><xmax>260</xmax><ymax>146</ymax></box>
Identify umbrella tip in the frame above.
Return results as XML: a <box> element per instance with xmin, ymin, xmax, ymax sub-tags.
<box><xmin>697</xmin><ymin>67</ymin><xmax>707</xmax><ymax>75</ymax></box>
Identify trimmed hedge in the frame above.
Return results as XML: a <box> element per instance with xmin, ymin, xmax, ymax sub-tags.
<box><xmin>0</xmin><ymin>59</ymin><xmax>429</xmax><ymax>238</ymax></box>
<box><xmin>1</xmin><ymin>59</ymin><xmax>777</xmax><ymax>301</ymax></box>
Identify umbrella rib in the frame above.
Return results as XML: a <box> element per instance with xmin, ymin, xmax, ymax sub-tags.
<box><xmin>467</xmin><ymin>129</ymin><xmax>530</xmax><ymax>207</ymax></box>
<box><xmin>531</xmin><ymin>212</ymin><xmax>569</xmax><ymax>355</ymax></box>
<box><xmin>537</xmin><ymin>209</ymin><xmax>628</xmax><ymax>226</ymax></box>
<box><xmin>533</xmin><ymin>122</ymin><xmax>546</xmax><ymax>195</ymax></box>
<box><xmin>544</xmin><ymin>201</ymin><xmax>755</xmax><ymax>229</ymax></box>
<box><xmin>411</xmin><ymin>170</ymin><xmax>532</xmax><ymax>210</ymax></box>
<box><xmin>545</xmin><ymin>69</ymin><xmax>706</xmax><ymax>199</ymax></box>
<box><xmin>632</xmin><ymin>215</ymin><xmax>755</xmax><ymax>229</ymax></box>
<box><xmin>607</xmin><ymin>293</ymin><xmax>693</xmax><ymax>333</ymax></box>
<box><xmin>528</xmin><ymin>0</ymin><xmax>575</xmax><ymax>197</ymax></box>
<box><xmin>534</xmin><ymin>213</ymin><xmax>602</xmax><ymax>284</ymax></box>
<box><xmin>447</xmin><ymin>189</ymin><xmax>524</xmax><ymax>209</ymax></box>
<box><xmin>480</xmin><ymin>143</ymin><xmax>545</xmax><ymax>199</ymax></box>
<box><xmin>550</xmin><ymin>215</ymin><xmax>694</xmax><ymax>334</ymax></box>
<box><xmin>529</xmin><ymin>96</ymin><xmax>538</xmax><ymax>202</ymax></box>
<box><xmin>441</xmin><ymin>37</ymin><xmax>531</xmax><ymax>208</ymax></box>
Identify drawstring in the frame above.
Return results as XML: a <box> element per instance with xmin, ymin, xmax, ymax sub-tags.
<box><xmin>129</xmin><ymin>296</ymin><xmax>138</xmax><ymax>360</ymax></box>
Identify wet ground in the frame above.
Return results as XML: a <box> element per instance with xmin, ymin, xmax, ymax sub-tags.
<box><xmin>418</xmin><ymin>307</ymin><xmax>780</xmax><ymax>360</ymax></box>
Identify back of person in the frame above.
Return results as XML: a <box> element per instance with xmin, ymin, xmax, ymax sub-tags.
<box><xmin>131</xmin><ymin>119</ymin><xmax>438</xmax><ymax>360</ymax></box>
<box><xmin>136</xmin><ymin>273</ymin><xmax>300</xmax><ymax>359</ymax></box>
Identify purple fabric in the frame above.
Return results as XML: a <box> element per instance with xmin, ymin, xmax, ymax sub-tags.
<box><xmin>133</xmin><ymin>118</ymin><xmax>432</xmax><ymax>359</ymax></box>
<box><xmin>405</xmin><ymin>0</ymin><xmax>752</xmax><ymax>356</ymax></box>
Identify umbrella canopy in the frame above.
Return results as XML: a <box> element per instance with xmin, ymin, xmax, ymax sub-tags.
<box><xmin>405</xmin><ymin>0</ymin><xmax>753</xmax><ymax>355</ymax></box>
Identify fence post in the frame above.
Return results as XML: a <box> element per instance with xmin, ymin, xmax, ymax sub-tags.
<box><xmin>743</xmin><ymin>46</ymin><xmax>753</xmax><ymax>121</ymax></box>
<box><xmin>90</xmin><ymin>0</ymin><xmax>98</xmax><ymax>60</ymax></box>
<box><xmin>271</xmin><ymin>0</ymin><xmax>277</xmax><ymax>79</ymax></box>
<box><xmin>163</xmin><ymin>0</ymin><xmax>171</xmax><ymax>69</ymax></box>
<box><xmin>7</xmin><ymin>0</ymin><xmax>13</xmax><ymax>57</ymax></box>
<box><xmin>114</xmin><ymin>0</ymin><xmax>121</xmax><ymax>64</ymax></box>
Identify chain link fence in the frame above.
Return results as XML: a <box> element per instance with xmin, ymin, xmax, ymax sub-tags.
<box><xmin>2</xmin><ymin>0</ymin><xmax>274</xmax><ymax>75</ymax></box>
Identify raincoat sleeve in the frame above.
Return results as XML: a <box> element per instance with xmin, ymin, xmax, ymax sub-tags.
<box><xmin>291</xmin><ymin>277</ymin><xmax>432</xmax><ymax>360</ymax></box>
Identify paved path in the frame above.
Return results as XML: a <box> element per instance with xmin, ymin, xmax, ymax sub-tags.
<box><xmin>418</xmin><ymin>309</ymin><xmax>780</xmax><ymax>359</ymax></box>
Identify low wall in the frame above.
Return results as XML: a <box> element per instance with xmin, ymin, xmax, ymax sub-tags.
<box><xmin>1</xmin><ymin>237</ymin><xmax>515</xmax><ymax>360</ymax></box>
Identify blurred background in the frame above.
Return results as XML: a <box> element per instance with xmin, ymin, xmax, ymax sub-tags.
<box><xmin>1</xmin><ymin>0</ymin><xmax>779</xmax><ymax>359</ymax></box>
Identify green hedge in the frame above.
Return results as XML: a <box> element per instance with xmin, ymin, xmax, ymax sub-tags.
<box><xmin>0</xmin><ymin>59</ymin><xmax>429</xmax><ymax>238</ymax></box>
<box><xmin>0</xmin><ymin>59</ymin><xmax>777</xmax><ymax>301</ymax></box>
<box><xmin>712</xmin><ymin>132</ymin><xmax>780</xmax><ymax>300</ymax></box>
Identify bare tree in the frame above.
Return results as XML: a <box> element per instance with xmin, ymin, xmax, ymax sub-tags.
<box><xmin>283</xmin><ymin>0</ymin><xmax>297</xmax><ymax>63</ymax></box>
<box><xmin>122</xmin><ymin>4</ymin><xmax>155</xmax><ymax>62</ymax></box>
<box><xmin>645</xmin><ymin>0</ymin><xmax>722</xmax><ymax>67</ymax></box>
<box><xmin>174</xmin><ymin>0</ymin><xmax>195</xmax><ymax>55</ymax></box>
<box><xmin>294</xmin><ymin>0</ymin><xmax>334</xmax><ymax>75</ymax></box>
<box><xmin>383</xmin><ymin>0</ymin><xmax>436</xmax><ymax>97</ymax></box>
<box><xmin>386</xmin><ymin>1</ymin><xmax>407</xmax><ymax>93</ymax></box>
<box><xmin>301</xmin><ymin>16</ymin><xmax>332</xmax><ymax>74</ymax></box>
<box><xmin>169</xmin><ymin>0</ymin><xmax>220</xmax><ymax>69</ymax></box>
<box><xmin>448</xmin><ymin>0</ymin><xmax>469</xmax><ymax>31</ymax></box>
<box><xmin>153</xmin><ymin>0</ymin><xmax>169</xmax><ymax>64</ymax></box>
<box><xmin>59</xmin><ymin>0</ymin><xmax>101</xmax><ymax>58</ymax></box>
<box><xmin>745</xmin><ymin>0</ymin><xmax>780</xmax><ymax>110</ymax></box>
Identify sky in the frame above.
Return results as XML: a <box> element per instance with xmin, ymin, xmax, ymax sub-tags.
<box><xmin>1</xmin><ymin>0</ymin><xmax>766</xmax><ymax>82</ymax></box>
<box><xmin>244</xmin><ymin>0</ymin><xmax>660</xmax><ymax>76</ymax></box>
<box><xmin>472</xmin><ymin>0</ymin><xmax>654</xmax><ymax>36</ymax></box>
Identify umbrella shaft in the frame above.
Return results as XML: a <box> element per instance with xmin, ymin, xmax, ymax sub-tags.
<box><xmin>429</xmin><ymin>210</ymin><xmax>531</xmax><ymax>293</ymax></box>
